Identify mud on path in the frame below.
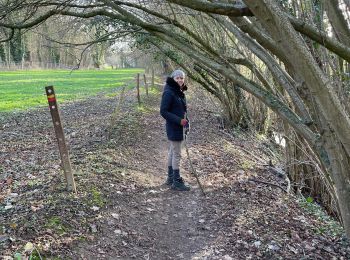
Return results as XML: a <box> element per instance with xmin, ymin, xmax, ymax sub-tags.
<box><xmin>1</xmin><ymin>84</ymin><xmax>350</xmax><ymax>259</ymax></box>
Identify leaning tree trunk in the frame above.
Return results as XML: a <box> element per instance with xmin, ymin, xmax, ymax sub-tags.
<box><xmin>244</xmin><ymin>0</ymin><xmax>350</xmax><ymax>238</ymax></box>
<box><xmin>324</xmin><ymin>0</ymin><xmax>350</xmax><ymax>45</ymax></box>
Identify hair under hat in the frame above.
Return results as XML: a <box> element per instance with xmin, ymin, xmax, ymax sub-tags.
<box><xmin>170</xmin><ymin>69</ymin><xmax>185</xmax><ymax>78</ymax></box>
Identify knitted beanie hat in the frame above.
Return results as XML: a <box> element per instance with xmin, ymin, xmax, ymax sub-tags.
<box><xmin>170</xmin><ymin>69</ymin><xmax>185</xmax><ymax>78</ymax></box>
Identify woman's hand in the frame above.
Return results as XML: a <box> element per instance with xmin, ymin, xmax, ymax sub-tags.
<box><xmin>180</xmin><ymin>119</ymin><xmax>188</xmax><ymax>126</ymax></box>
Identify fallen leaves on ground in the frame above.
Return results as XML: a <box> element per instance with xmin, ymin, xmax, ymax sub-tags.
<box><xmin>0</xmin><ymin>86</ymin><xmax>349</xmax><ymax>259</ymax></box>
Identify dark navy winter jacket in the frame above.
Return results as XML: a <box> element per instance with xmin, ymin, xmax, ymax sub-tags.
<box><xmin>160</xmin><ymin>77</ymin><xmax>187</xmax><ymax>141</ymax></box>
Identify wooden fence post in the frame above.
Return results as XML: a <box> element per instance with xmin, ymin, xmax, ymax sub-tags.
<box><xmin>45</xmin><ymin>86</ymin><xmax>77</xmax><ymax>193</ymax></box>
<box><xmin>136</xmin><ymin>73</ymin><xmax>141</xmax><ymax>105</ymax></box>
<box><xmin>151</xmin><ymin>69</ymin><xmax>155</xmax><ymax>88</ymax></box>
<box><xmin>143</xmin><ymin>74</ymin><xmax>148</xmax><ymax>96</ymax></box>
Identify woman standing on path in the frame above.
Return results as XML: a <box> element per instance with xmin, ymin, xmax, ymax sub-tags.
<box><xmin>160</xmin><ymin>69</ymin><xmax>190</xmax><ymax>191</ymax></box>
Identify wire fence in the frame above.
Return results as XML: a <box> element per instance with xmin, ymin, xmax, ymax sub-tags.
<box><xmin>0</xmin><ymin>62</ymin><xmax>81</xmax><ymax>71</ymax></box>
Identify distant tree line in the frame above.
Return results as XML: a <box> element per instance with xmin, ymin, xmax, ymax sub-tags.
<box><xmin>0</xmin><ymin>15</ymin><xmax>145</xmax><ymax>69</ymax></box>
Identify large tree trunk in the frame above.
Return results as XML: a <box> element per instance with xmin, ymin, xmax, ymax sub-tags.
<box><xmin>324</xmin><ymin>0</ymin><xmax>350</xmax><ymax>45</ymax></box>
<box><xmin>244</xmin><ymin>0</ymin><xmax>350</xmax><ymax>238</ymax></box>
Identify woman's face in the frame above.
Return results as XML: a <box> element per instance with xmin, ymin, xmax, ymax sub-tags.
<box><xmin>174</xmin><ymin>75</ymin><xmax>185</xmax><ymax>87</ymax></box>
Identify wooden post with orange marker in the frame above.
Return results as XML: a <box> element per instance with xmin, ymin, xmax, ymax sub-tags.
<box><xmin>45</xmin><ymin>86</ymin><xmax>77</xmax><ymax>193</ymax></box>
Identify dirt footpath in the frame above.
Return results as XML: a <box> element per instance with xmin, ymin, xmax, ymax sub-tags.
<box><xmin>1</xmin><ymin>84</ymin><xmax>349</xmax><ymax>259</ymax></box>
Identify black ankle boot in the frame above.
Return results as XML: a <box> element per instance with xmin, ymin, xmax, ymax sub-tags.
<box><xmin>165</xmin><ymin>166</ymin><xmax>173</xmax><ymax>185</ymax></box>
<box><xmin>171</xmin><ymin>169</ymin><xmax>190</xmax><ymax>191</ymax></box>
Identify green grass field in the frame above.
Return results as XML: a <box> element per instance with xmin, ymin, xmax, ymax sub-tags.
<box><xmin>0</xmin><ymin>68</ymin><xmax>144</xmax><ymax>112</ymax></box>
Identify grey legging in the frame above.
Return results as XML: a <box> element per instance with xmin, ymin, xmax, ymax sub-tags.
<box><xmin>167</xmin><ymin>141</ymin><xmax>182</xmax><ymax>170</ymax></box>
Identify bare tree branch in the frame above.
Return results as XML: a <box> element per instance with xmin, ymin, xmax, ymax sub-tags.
<box><xmin>166</xmin><ymin>0</ymin><xmax>253</xmax><ymax>16</ymax></box>
<box><xmin>0</xmin><ymin>28</ymin><xmax>14</xmax><ymax>42</ymax></box>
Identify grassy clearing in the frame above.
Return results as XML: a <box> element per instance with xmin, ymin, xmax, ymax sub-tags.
<box><xmin>0</xmin><ymin>68</ymin><xmax>144</xmax><ymax>112</ymax></box>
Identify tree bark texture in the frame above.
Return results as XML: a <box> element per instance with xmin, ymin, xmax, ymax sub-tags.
<box><xmin>244</xmin><ymin>0</ymin><xmax>350</xmax><ymax>237</ymax></box>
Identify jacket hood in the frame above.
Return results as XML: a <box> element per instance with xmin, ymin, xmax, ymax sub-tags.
<box><xmin>166</xmin><ymin>77</ymin><xmax>188</xmax><ymax>92</ymax></box>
